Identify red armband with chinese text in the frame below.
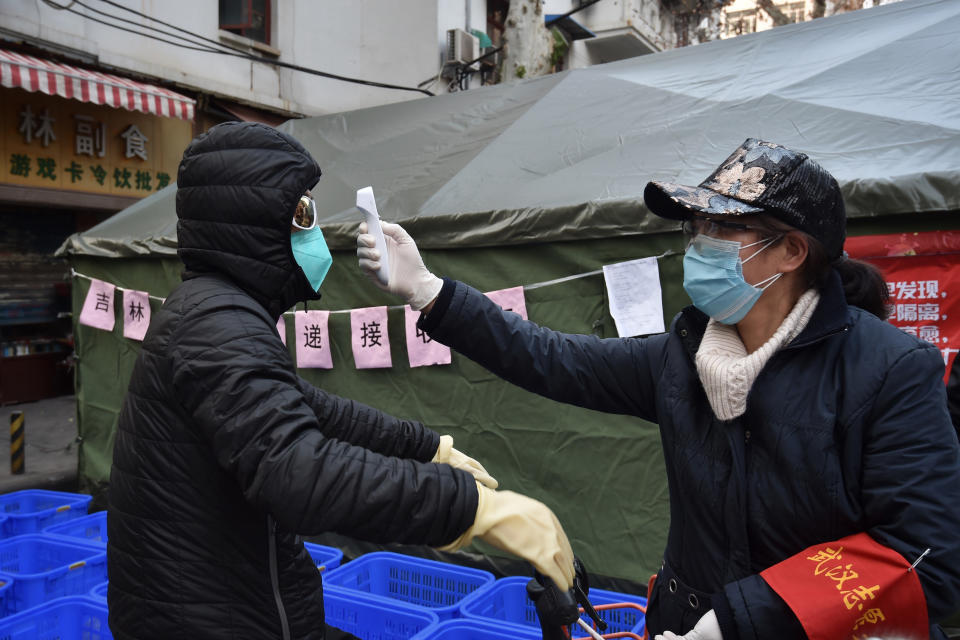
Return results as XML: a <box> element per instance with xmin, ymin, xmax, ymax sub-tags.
<box><xmin>759</xmin><ymin>532</ymin><xmax>928</xmax><ymax>640</ymax></box>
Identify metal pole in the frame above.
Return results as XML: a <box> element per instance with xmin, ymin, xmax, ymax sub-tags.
<box><xmin>10</xmin><ymin>411</ymin><xmax>24</xmax><ymax>475</ymax></box>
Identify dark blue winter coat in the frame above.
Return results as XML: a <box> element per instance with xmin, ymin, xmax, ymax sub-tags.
<box><xmin>420</xmin><ymin>271</ymin><xmax>960</xmax><ymax>639</ymax></box>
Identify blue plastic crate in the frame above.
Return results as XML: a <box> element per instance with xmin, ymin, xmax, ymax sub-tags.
<box><xmin>0</xmin><ymin>596</ymin><xmax>111</xmax><ymax>639</ymax></box>
<box><xmin>323</xmin><ymin>585</ymin><xmax>438</xmax><ymax>640</ymax></box>
<box><xmin>0</xmin><ymin>535</ymin><xmax>107</xmax><ymax>615</ymax></box>
<box><xmin>409</xmin><ymin>618</ymin><xmax>542</xmax><ymax>639</ymax></box>
<box><xmin>323</xmin><ymin>551</ymin><xmax>494</xmax><ymax>620</ymax></box>
<box><xmin>0</xmin><ymin>491</ymin><xmax>91</xmax><ymax>538</ymax></box>
<box><xmin>89</xmin><ymin>581</ymin><xmax>108</xmax><ymax>603</ymax></box>
<box><xmin>44</xmin><ymin>511</ymin><xmax>107</xmax><ymax>547</ymax></box>
<box><xmin>458</xmin><ymin>576</ymin><xmax>647</xmax><ymax>636</ymax></box>
<box><xmin>304</xmin><ymin>542</ymin><xmax>343</xmax><ymax>573</ymax></box>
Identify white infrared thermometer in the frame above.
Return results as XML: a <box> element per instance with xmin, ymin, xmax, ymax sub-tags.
<box><xmin>356</xmin><ymin>186</ymin><xmax>390</xmax><ymax>286</ymax></box>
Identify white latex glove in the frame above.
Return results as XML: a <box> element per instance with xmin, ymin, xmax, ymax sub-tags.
<box><xmin>655</xmin><ymin>609</ymin><xmax>722</xmax><ymax>640</ymax></box>
<box><xmin>438</xmin><ymin>482</ymin><xmax>575</xmax><ymax>591</ymax></box>
<box><xmin>357</xmin><ymin>221</ymin><xmax>443</xmax><ymax>310</ymax></box>
<box><xmin>432</xmin><ymin>435</ymin><xmax>498</xmax><ymax>489</ymax></box>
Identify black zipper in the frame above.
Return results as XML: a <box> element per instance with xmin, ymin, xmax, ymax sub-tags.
<box><xmin>268</xmin><ymin>515</ymin><xmax>291</xmax><ymax>640</ymax></box>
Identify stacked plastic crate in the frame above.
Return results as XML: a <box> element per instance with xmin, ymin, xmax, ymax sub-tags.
<box><xmin>319</xmin><ymin>551</ymin><xmax>495</xmax><ymax>638</ymax></box>
<box><xmin>0</xmin><ymin>488</ymin><xmax>649</xmax><ymax>639</ymax></box>
<box><xmin>0</xmin><ymin>489</ymin><xmax>110</xmax><ymax>639</ymax></box>
<box><xmin>449</xmin><ymin>575</ymin><xmax>648</xmax><ymax>639</ymax></box>
<box><xmin>320</xmin><ymin>551</ymin><xmax>648</xmax><ymax>640</ymax></box>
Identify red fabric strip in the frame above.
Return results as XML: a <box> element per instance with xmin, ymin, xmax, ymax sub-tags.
<box><xmin>760</xmin><ymin>533</ymin><xmax>928</xmax><ymax>640</ymax></box>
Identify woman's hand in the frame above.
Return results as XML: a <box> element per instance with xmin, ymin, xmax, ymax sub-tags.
<box><xmin>654</xmin><ymin>609</ymin><xmax>722</xmax><ymax>640</ymax></box>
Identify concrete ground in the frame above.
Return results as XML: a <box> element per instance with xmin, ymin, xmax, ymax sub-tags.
<box><xmin>0</xmin><ymin>394</ymin><xmax>78</xmax><ymax>495</ymax></box>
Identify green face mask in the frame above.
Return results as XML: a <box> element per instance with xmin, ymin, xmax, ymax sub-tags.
<box><xmin>290</xmin><ymin>227</ymin><xmax>333</xmax><ymax>292</ymax></box>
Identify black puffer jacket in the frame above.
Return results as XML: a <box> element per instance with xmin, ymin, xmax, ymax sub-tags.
<box><xmin>420</xmin><ymin>272</ymin><xmax>960</xmax><ymax>640</ymax></box>
<box><xmin>107</xmin><ymin>122</ymin><xmax>477</xmax><ymax>640</ymax></box>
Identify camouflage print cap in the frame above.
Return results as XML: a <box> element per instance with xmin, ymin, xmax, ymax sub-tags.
<box><xmin>643</xmin><ymin>138</ymin><xmax>846</xmax><ymax>259</ymax></box>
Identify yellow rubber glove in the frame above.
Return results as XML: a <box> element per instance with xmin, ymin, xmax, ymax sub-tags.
<box><xmin>432</xmin><ymin>435</ymin><xmax>498</xmax><ymax>490</ymax></box>
<box><xmin>439</xmin><ymin>482</ymin><xmax>575</xmax><ymax>591</ymax></box>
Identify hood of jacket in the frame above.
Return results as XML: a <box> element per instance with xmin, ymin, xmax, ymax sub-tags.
<box><xmin>176</xmin><ymin>121</ymin><xmax>323</xmax><ymax>318</ymax></box>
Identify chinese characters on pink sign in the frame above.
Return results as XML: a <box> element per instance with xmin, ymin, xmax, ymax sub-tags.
<box><xmin>351</xmin><ymin>306</ymin><xmax>392</xmax><ymax>369</ymax></box>
<box><xmin>73</xmin><ymin>278</ymin><xmax>542</xmax><ymax>372</ymax></box>
<box><xmin>295</xmin><ymin>310</ymin><xmax>332</xmax><ymax>369</ymax></box>
<box><xmin>78</xmin><ymin>278</ymin><xmax>116</xmax><ymax>331</ymax></box>
<box><xmin>122</xmin><ymin>290</ymin><xmax>150</xmax><ymax>341</ymax></box>
<box><xmin>404</xmin><ymin>306</ymin><xmax>451</xmax><ymax>368</ymax></box>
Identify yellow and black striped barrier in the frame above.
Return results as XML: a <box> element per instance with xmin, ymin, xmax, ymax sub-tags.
<box><xmin>10</xmin><ymin>411</ymin><xmax>24</xmax><ymax>475</ymax></box>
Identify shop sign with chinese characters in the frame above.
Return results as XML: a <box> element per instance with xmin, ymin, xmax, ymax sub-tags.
<box><xmin>846</xmin><ymin>230</ymin><xmax>960</xmax><ymax>382</ymax></box>
<box><xmin>1</xmin><ymin>86</ymin><xmax>191</xmax><ymax>196</ymax></box>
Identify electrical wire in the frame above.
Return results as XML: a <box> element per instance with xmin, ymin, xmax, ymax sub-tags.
<box><xmin>43</xmin><ymin>2</ymin><xmax>226</xmax><ymax>54</ymax></box>
<box><xmin>94</xmin><ymin>0</ymin><xmax>252</xmax><ymax>54</ymax></box>
<box><xmin>40</xmin><ymin>0</ymin><xmax>434</xmax><ymax>96</ymax></box>
<box><xmin>423</xmin><ymin>44</ymin><xmax>504</xmax><ymax>93</ymax></box>
<box><xmin>72</xmin><ymin>0</ymin><xmax>235</xmax><ymax>54</ymax></box>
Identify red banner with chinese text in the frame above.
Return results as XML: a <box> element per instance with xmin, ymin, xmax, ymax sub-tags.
<box><xmin>846</xmin><ymin>230</ymin><xmax>960</xmax><ymax>383</ymax></box>
<box><xmin>760</xmin><ymin>532</ymin><xmax>928</xmax><ymax>640</ymax></box>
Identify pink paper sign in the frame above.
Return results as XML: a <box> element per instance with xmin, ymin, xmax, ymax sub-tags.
<box><xmin>276</xmin><ymin>316</ymin><xmax>287</xmax><ymax>346</ymax></box>
<box><xmin>122</xmin><ymin>290</ymin><xmax>151</xmax><ymax>341</ymax></box>
<box><xmin>404</xmin><ymin>305</ymin><xmax>451</xmax><ymax>368</ymax></box>
<box><xmin>485</xmin><ymin>286</ymin><xmax>528</xmax><ymax>320</ymax></box>
<box><xmin>351</xmin><ymin>306</ymin><xmax>392</xmax><ymax>369</ymax></box>
<box><xmin>78</xmin><ymin>278</ymin><xmax>116</xmax><ymax>331</ymax></box>
<box><xmin>295</xmin><ymin>310</ymin><xmax>333</xmax><ymax>369</ymax></box>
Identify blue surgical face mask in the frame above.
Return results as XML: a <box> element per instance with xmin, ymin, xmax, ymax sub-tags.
<box><xmin>682</xmin><ymin>233</ymin><xmax>783</xmax><ymax>325</ymax></box>
<box><xmin>291</xmin><ymin>227</ymin><xmax>333</xmax><ymax>292</ymax></box>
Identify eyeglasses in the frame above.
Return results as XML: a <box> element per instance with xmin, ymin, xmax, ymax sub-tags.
<box><xmin>293</xmin><ymin>195</ymin><xmax>318</xmax><ymax>231</ymax></box>
<box><xmin>681</xmin><ymin>218</ymin><xmax>763</xmax><ymax>238</ymax></box>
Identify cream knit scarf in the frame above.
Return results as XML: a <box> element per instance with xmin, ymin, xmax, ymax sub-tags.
<box><xmin>695</xmin><ymin>289</ymin><xmax>820</xmax><ymax>421</ymax></box>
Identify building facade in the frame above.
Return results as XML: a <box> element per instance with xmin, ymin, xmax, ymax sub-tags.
<box><xmin>542</xmin><ymin>0</ymin><xmax>727</xmax><ymax>67</ymax></box>
<box><xmin>722</xmin><ymin>0</ymin><xmax>812</xmax><ymax>37</ymax></box>
<box><xmin>0</xmin><ymin>0</ymin><xmax>489</xmax><ymax>402</ymax></box>
<box><xmin>720</xmin><ymin>0</ymin><xmax>899</xmax><ymax>39</ymax></box>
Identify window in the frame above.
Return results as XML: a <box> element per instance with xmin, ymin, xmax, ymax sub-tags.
<box><xmin>219</xmin><ymin>0</ymin><xmax>270</xmax><ymax>45</ymax></box>
<box><xmin>780</xmin><ymin>1</ymin><xmax>807</xmax><ymax>23</ymax></box>
<box><xmin>725</xmin><ymin>9</ymin><xmax>757</xmax><ymax>36</ymax></box>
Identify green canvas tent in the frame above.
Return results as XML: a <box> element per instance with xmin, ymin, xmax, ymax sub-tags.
<box><xmin>58</xmin><ymin>0</ymin><xmax>960</xmax><ymax>583</ymax></box>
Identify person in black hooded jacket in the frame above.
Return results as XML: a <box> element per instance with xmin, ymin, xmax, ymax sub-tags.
<box><xmin>358</xmin><ymin>138</ymin><xmax>960</xmax><ymax>640</ymax></box>
<box><xmin>107</xmin><ymin>121</ymin><xmax>575</xmax><ymax>640</ymax></box>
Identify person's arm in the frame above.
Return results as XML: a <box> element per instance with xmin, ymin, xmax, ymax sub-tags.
<box><xmin>294</xmin><ymin>377</ymin><xmax>438</xmax><ymax>461</ymax></box>
<box><xmin>421</xmin><ymin>277</ymin><xmax>662</xmax><ymax>418</ymax></box>
<box><xmin>170</xmin><ymin>303</ymin><xmax>475</xmax><ymax>546</ymax></box>
<box><xmin>295</xmin><ymin>377</ymin><xmax>498</xmax><ymax>487</ymax></box>
<box><xmin>358</xmin><ymin>223</ymin><xmax>664</xmax><ymax>420</ymax></box>
<box><xmin>171</xmin><ymin>295</ymin><xmax>572</xmax><ymax>587</ymax></box>
<box><xmin>857</xmin><ymin>345</ymin><xmax>960</xmax><ymax>619</ymax></box>
<box><xmin>717</xmin><ymin>344</ymin><xmax>960</xmax><ymax>639</ymax></box>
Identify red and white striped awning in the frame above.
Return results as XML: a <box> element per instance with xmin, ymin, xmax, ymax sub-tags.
<box><xmin>0</xmin><ymin>48</ymin><xmax>195</xmax><ymax>121</ymax></box>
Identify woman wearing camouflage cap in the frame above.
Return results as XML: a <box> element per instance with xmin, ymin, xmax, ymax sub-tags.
<box><xmin>358</xmin><ymin>138</ymin><xmax>960</xmax><ymax>640</ymax></box>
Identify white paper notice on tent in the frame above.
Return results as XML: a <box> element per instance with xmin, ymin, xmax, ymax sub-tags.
<box><xmin>603</xmin><ymin>257</ymin><xmax>665</xmax><ymax>337</ymax></box>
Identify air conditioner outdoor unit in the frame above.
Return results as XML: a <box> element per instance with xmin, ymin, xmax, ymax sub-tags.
<box><xmin>446</xmin><ymin>28</ymin><xmax>480</xmax><ymax>66</ymax></box>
